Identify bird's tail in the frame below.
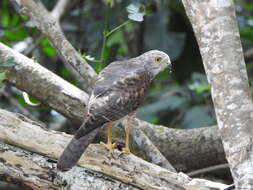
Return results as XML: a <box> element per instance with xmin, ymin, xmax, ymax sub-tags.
<box><xmin>57</xmin><ymin>118</ymin><xmax>104</xmax><ymax>171</ymax></box>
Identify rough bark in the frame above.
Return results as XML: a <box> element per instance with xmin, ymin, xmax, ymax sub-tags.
<box><xmin>181</xmin><ymin>0</ymin><xmax>253</xmax><ymax>189</ymax></box>
<box><xmin>108</xmin><ymin>120</ymin><xmax>225</xmax><ymax>172</ymax></box>
<box><xmin>0</xmin><ymin>142</ymin><xmax>139</xmax><ymax>190</ymax></box>
<box><xmin>0</xmin><ymin>41</ymin><xmax>226</xmax><ymax>171</ymax></box>
<box><xmin>0</xmin><ymin>109</ymin><xmax>229</xmax><ymax>190</ymax></box>
<box><xmin>0</xmin><ymin>42</ymin><xmax>88</xmax><ymax>122</ymax></box>
<box><xmin>14</xmin><ymin>0</ymin><xmax>97</xmax><ymax>92</ymax></box>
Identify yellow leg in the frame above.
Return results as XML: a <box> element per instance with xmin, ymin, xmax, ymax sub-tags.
<box><xmin>122</xmin><ymin>113</ymin><xmax>134</xmax><ymax>154</ymax></box>
<box><xmin>100</xmin><ymin>122</ymin><xmax>115</xmax><ymax>153</ymax></box>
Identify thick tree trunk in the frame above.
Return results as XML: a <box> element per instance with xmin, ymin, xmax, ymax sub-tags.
<box><xmin>181</xmin><ymin>0</ymin><xmax>253</xmax><ymax>189</ymax></box>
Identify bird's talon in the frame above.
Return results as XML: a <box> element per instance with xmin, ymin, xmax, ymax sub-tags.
<box><xmin>122</xmin><ymin>147</ymin><xmax>131</xmax><ymax>154</ymax></box>
<box><xmin>100</xmin><ymin>141</ymin><xmax>116</xmax><ymax>153</ymax></box>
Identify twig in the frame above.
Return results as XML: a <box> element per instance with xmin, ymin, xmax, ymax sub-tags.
<box><xmin>105</xmin><ymin>20</ymin><xmax>131</xmax><ymax>38</ymax></box>
<box><xmin>51</xmin><ymin>0</ymin><xmax>70</xmax><ymax>20</ymax></box>
<box><xmin>22</xmin><ymin>91</ymin><xmax>41</xmax><ymax>106</ymax></box>
<box><xmin>187</xmin><ymin>164</ymin><xmax>229</xmax><ymax>177</ymax></box>
<box><xmin>1</xmin><ymin>90</ymin><xmax>38</xmax><ymax>122</ymax></box>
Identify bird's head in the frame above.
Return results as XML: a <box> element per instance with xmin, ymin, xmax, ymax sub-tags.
<box><xmin>140</xmin><ymin>50</ymin><xmax>172</xmax><ymax>77</ymax></box>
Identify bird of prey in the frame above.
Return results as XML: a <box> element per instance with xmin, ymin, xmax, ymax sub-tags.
<box><xmin>57</xmin><ymin>50</ymin><xmax>171</xmax><ymax>171</ymax></box>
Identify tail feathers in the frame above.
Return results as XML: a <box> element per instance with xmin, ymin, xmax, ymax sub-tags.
<box><xmin>57</xmin><ymin>128</ymin><xmax>99</xmax><ymax>171</ymax></box>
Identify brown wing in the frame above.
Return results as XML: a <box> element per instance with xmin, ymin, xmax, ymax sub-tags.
<box><xmin>88</xmin><ymin>70</ymin><xmax>152</xmax><ymax>123</ymax></box>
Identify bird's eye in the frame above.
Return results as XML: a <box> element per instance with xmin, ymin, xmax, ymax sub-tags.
<box><xmin>155</xmin><ymin>57</ymin><xmax>162</xmax><ymax>62</ymax></box>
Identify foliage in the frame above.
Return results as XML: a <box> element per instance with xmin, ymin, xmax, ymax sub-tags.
<box><xmin>40</xmin><ymin>38</ymin><xmax>57</xmax><ymax>57</ymax></box>
<box><xmin>137</xmin><ymin>73</ymin><xmax>215</xmax><ymax>128</ymax></box>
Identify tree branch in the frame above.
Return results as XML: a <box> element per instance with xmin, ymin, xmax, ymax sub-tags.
<box><xmin>14</xmin><ymin>0</ymin><xmax>97</xmax><ymax>92</ymax></box>
<box><xmin>0</xmin><ymin>42</ymin><xmax>89</xmax><ymax>122</ymax></box>
<box><xmin>0</xmin><ymin>141</ymin><xmax>140</xmax><ymax>190</ymax></box>
<box><xmin>0</xmin><ymin>108</ymin><xmax>229</xmax><ymax>190</ymax></box>
<box><xmin>181</xmin><ymin>0</ymin><xmax>253</xmax><ymax>189</ymax></box>
<box><xmin>131</xmin><ymin>122</ymin><xmax>176</xmax><ymax>172</ymax></box>
<box><xmin>51</xmin><ymin>0</ymin><xmax>70</xmax><ymax>20</ymax></box>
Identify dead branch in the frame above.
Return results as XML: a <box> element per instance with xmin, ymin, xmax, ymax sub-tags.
<box><xmin>0</xmin><ymin>108</ymin><xmax>229</xmax><ymax>190</ymax></box>
<box><xmin>0</xmin><ymin>142</ymin><xmax>140</xmax><ymax>190</ymax></box>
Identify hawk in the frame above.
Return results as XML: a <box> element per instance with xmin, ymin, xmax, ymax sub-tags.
<box><xmin>57</xmin><ymin>50</ymin><xmax>171</xmax><ymax>171</ymax></box>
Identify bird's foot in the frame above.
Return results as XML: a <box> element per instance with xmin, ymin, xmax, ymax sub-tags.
<box><xmin>100</xmin><ymin>141</ymin><xmax>116</xmax><ymax>153</ymax></box>
<box><xmin>122</xmin><ymin>147</ymin><xmax>131</xmax><ymax>154</ymax></box>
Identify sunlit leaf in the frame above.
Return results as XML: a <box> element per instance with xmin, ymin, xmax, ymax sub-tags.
<box><xmin>0</xmin><ymin>72</ymin><xmax>6</xmax><ymax>81</ymax></box>
<box><xmin>3</xmin><ymin>28</ymin><xmax>28</xmax><ymax>41</ymax></box>
<box><xmin>128</xmin><ymin>13</ymin><xmax>144</xmax><ymax>22</ymax></box>
<box><xmin>126</xmin><ymin>3</ymin><xmax>145</xmax><ymax>22</ymax></box>
<box><xmin>127</xmin><ymin>4</ymin><xmax>140</xmax><ymax>14</ymax></box>
<box><xmin>40</xmin><ymin>38</ymin><xmax>56</xmax><ymax>57</ymax></box>
<box><xmin>2</xmin><ymin>14</ymin><xmax>10</xmax><ymax>27</ymax></box>
<box><xmin>11</xmin><ymin>15</ymin><xmax>20</xmax><ymax>26</ymax></box>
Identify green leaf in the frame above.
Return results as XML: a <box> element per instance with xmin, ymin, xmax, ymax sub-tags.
<box><xmin>127</xmin><ymin>3</ymin><xmax>141</xmax><ymax>14</ymax></box>
<box><xmin>128</xmin><ymin>13</ymin><xmax>145</xmax><ymax>22</ymax></box>
<box><xmin>104</xmin><ymin>0</ymin><xmax>113</xmax><ymax>5</ymax></box>
<box><xmin>0</xmin><ymin>72</ymin><xmax>6</xmax><ymax>88</ymax></box>
<box><xmin>0</xmin><ymin>72</ymin><xmax>6</xmax><ymax>81</ymax></box>
<box><xmin>2</xmin><ymin>14</ymin><xmax>10</xmax><ymax>27</ymax></box>
<box><xmin>182</xmin><ymin>106</ymin><xmax>215</xmax><ymax>128</ymax></box>
<box><xmin>40</xmin><ymin>38</ymin><xmax>56</xmax><ymax>57</ymax></box>
<box><xmin>243</xmin><ymin>4</ymin><xmax>253</xmax><ymax>10</ymax></box>
<box><xmin>60</xmin><ymin>67</ymin><xmax>70</xmax><ymax>78</ymax></box>
<box><xmin>3</xmin><ymin>28</ymin><xmax>28</xmax><ymax>41</ymax></box>
<box><xmin>126</xmin><ymin>3</ymin><xmax>145</xmax><ymax>22</ymax></box>
<box><xmin>10</xmin><ymin>15</ymin><xmax>20</xmax><ymax>26</ymax></box>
